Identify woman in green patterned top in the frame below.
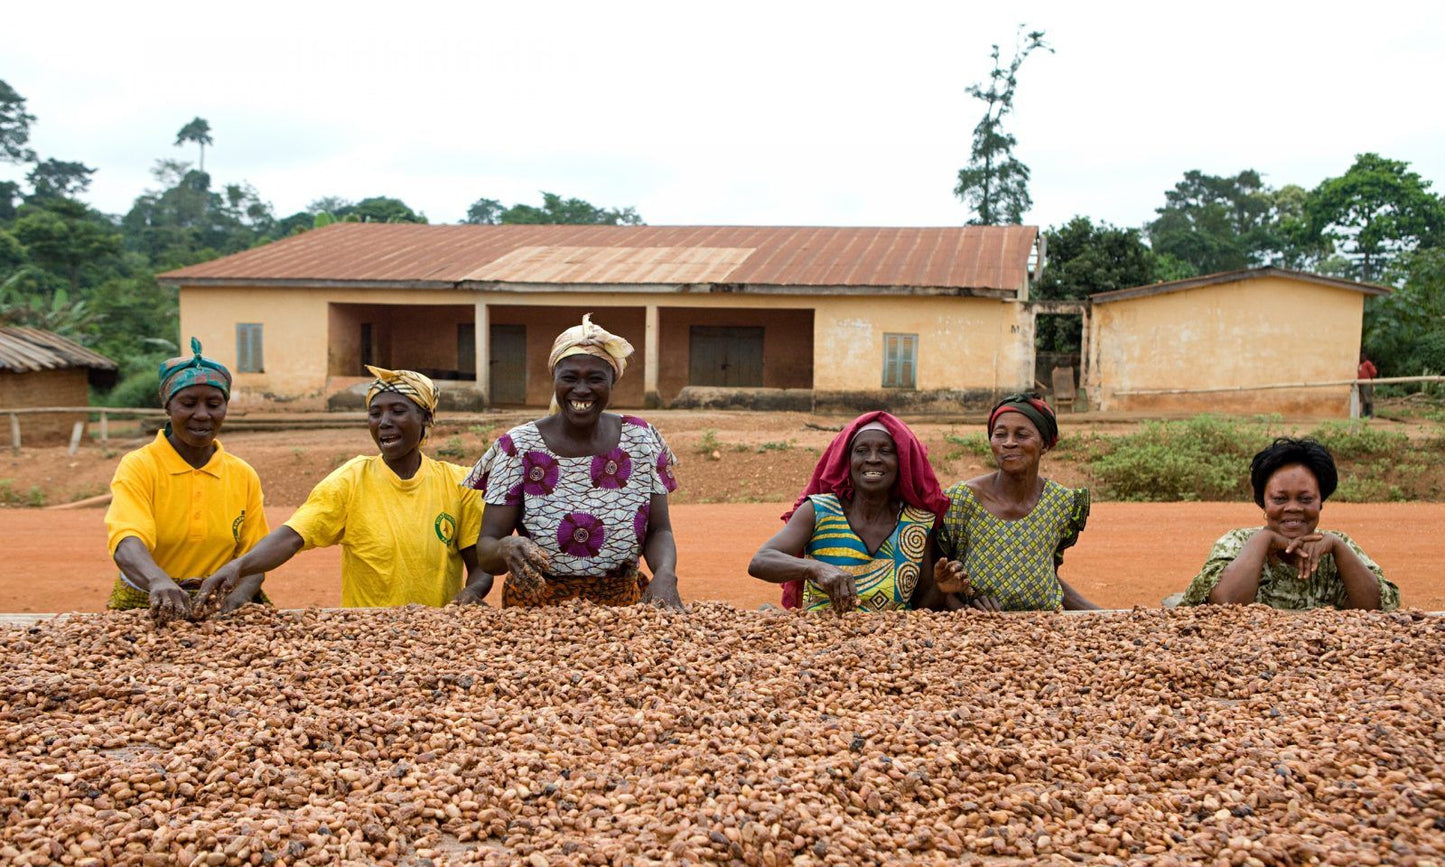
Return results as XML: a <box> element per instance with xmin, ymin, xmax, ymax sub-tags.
<box><xmin>934</xmin><ymin>394</ymin><xmax>1099</xmax><ymax>612</ymax></box>
<box><xmin>1180</xmin><ymin>437</ymin><xmax>1400</xmax><ymax>610</ymax></box>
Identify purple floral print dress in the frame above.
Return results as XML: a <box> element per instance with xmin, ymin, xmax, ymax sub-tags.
<box><xmin>462</xmin><ymin>415</ymin><xmax>678</xmax><ymax>607</ymax></box>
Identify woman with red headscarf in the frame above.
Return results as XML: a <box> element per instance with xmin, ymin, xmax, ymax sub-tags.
<box><xmin>934</xmin><ymin>393</ymin><xmax>1098</xmax><ymax>611</ymax></box>
<box><xmin>748</xmin><ymin>412</ymin><xmax>959</xmax><ymax>613</ymax></box>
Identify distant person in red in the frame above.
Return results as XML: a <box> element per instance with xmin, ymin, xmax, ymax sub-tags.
<box><xmin>1357</xmin><ymin>350</ymin><xmax>1378</xmax><ymax>419</ymax></box>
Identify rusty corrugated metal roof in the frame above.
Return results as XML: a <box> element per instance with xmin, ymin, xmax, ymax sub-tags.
<box><xmin>158</xmin><ymin>224</ymin><xmax>1038</xmax><ymax>291</ymax></box>
<box><xmin>1091</xmin><ymin>267</ymin><xmax>1393</xmax><ymax>304</ymax></box>
<box><xmin>0</xmin><ymin>327</ymin><xmax>117</xmax><ymax>373</ymax></box>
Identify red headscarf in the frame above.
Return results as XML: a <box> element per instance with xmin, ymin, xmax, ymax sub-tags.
<box><xmin>778</xmin><ymin>411</ymin><xmax>950</xmax><ymax>608</ymax></box>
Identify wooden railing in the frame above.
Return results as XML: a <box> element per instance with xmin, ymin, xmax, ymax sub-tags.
<box><xmin>2</xmin><ymin>406</ymin><xmax>167</xmax><ymax>455</ymax></box>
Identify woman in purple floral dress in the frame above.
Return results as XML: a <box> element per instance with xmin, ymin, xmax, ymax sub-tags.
<box><xmin>464</xmin><ymin>315</ymin><xmax>682</xmax><ymax>608</ymax></box>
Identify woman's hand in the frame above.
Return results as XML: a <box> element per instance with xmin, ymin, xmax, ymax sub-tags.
<box><xmin>641</xmin><ymin>568</ymin><xmax>684</xmax><ymax>611</ymax></box>
<box><xmin>149</xmin><ymin>578</ymin><xmax>192</xmax><ymax>625</ymax></box>
<box><xmin>450</xmin><ymin>583</ymin><xmax>491</xmax><ymax>606</ymax></box>
<box><xmin>194</xmin><ymin>562</ymin><xmax>242</xmax><ymax>614</ymax></box>
<box><xmin>811</xmin><ymin>563</ymin><xmax>858</xmax><ymax>613</ymax></box>
<box><xmin>500</xmin><ymin>536</ymin><xmax>550</xmax><ymax>590</ymax></box>
<box><xmin>967</xmin><ymin>594</ymin><xmax>1004</xmax><ymax>612</ymax></box>
<box><xmin>1284</xmin><ymin>533</ymin><xmax>1334</xmax><ymax>582</ymax></box>
<box><xmin>933</xmin><ymin>558</ymin><xmax>970</xmax><ymax>596</ymax></box>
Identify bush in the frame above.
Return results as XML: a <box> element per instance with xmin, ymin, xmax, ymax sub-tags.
<box><xmin>98</xmin><ymin>368</ymin><xmax>162</xmax><ymax>408</ymax></box>
<box><xmin>1086</xmin><ymin>416</ymin><xmax>1271</xmax><ymax>501</ymax></box>
<box><xmin>1306</xmin><ymin>421</ymin><xmax>1408</xmax><ymax>459</ymax></box>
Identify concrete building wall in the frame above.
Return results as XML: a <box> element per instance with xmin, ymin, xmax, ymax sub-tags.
<box><xmin>1090</xmin><ymin>275</ymin><xmax>1364</xmax><ymax>416</ymax></box>
<box><xmin>182</xmin><ymin>286</ymin><xmax>1033</xmax><ymax>411</ymax></box>
<box><xmin>0</xmin><ymin>368</ymin><xmax>90</xmax><ymax>442</ymax></box>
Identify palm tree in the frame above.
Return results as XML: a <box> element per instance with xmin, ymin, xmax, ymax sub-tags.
<box><xmin>175</xmin><ymin>117</ymin><xmax>213</xmax><ymax>173</ymax></box>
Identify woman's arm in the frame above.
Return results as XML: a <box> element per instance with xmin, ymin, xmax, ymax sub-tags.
<box><xmin>195</xmin><ymin>526</ymin><xmax>305</xmax><ymax>609</ymax></box>
<box><xmin>1206</xmin><ymin>529</ymin><xmax>1281</xmax><ymax>605</ymax></box>
<box><xmin>475</xmin><ymin>503</ymin><xmax>550</xmax><ymax>586</ymax></box>
<box><xmin>450</xmin><ymin>545</ymin><xmax>494</xmax><ymax>605</ymax></box>
<box><xmin>113</xmin><ymin>537</ymin><xmax>190</xmax><ymax>623</ymax></box>
<box><xmin>748</xmin><ymin>503</ymin><xmax>858</xmax><ymax>611</ymax></box>
<box><xmin>1058</xmin><ymin>576</ymin><xmax>1101</xmax><ymax>611</ymax></box>
<box><xmin>1319</xmin><ymin>534</ymin><xmax>1383</xmax><ymax>610</ymax></box>
<box><xmin>639</xmin><ymin>493</ymin><xmax>682</xmax><ymax>610</ymax></box>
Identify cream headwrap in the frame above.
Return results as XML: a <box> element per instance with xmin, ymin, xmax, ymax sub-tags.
<box><xmin>547</xmin><ymin>314</ymin><xmax>634</xmax><ymax>415</ymax></box>
<box><xmin>364</xmin><ymin>365</ymin><xmax>440</xmax><ymax>414</ymax></box>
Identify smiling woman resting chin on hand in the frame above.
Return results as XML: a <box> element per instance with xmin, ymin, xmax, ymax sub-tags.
<box><xmin>1179</xmin><ymin>437</ymin><xmax>1400</xmax><ymax>611</ymax></box>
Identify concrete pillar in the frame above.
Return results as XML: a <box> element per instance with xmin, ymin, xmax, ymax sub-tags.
<box><xmin>474</xmin><ymin>301</ymin><xmax>490</xmax><ymax>407</ymax></box>
<box><xmin>644</xmin><ymin>303</ymin><xmax>661</xmax><ymax>408</ymax></box>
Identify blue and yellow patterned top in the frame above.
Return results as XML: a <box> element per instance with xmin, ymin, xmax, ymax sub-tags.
<box><xmin>801</xmin><ymin>493</ymin><xmax>936</xmax><ymax>612</ymax></box>
<box><xmin>937</xmin><ymin>480</ymin><xmax>1089</xmax><ymax>611</ymax></box>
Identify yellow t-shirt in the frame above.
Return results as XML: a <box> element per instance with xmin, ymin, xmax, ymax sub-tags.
<box><xmin>105</xmin><ymin>431</ymin><xmax>269</xmax><ymax>582</ymax></box>
<box><xmin>284</xmin><ymin>454</ymin><xmax>483</xmax><ymax>608</ymax></box>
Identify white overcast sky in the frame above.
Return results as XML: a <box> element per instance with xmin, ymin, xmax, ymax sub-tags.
<box><xmin>6</xmin><ymin>1</ymin><xmax>1443</xmax><ymax>230</ymax></box>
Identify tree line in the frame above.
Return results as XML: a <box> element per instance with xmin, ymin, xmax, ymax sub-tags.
<box><xmin>2</xmin><ymin>59</ymin><xmax>1443</xmax><ymax>406</ymax></box>
<box><xmin>0</xmin><ymin>80</ymin><xmax>643</xmax><ymax>405</ymax></box>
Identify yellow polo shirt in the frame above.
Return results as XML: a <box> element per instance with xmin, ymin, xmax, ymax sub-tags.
<box><xmin>105</xmin><ymin>431</ymin><xmax>269</xmax><ymax>582</ymax></box>
<box><xmin>284</xmin><ymin>454</ymin><xmax>483</xmax><ymax>608</ymax></box>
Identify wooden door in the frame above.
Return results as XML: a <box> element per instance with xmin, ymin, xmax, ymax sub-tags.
<box><xmin>689</xmin><ymin>326</ymin><xmax>764</xmax><ymax>387</ymax></box>
<box><xmin>489</xmin><ymin>324</ymin><xmax>527</xmax><ymax>404</ymax></box>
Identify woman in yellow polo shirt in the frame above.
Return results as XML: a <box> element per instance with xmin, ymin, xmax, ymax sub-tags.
<box><xmin>105</xmin><ymin>338</ymin><xmax>270</xmax><ymax>623</ymax></box>
<box><xmin>198</xmin><ymin>367</ymin><xmax>487</xmax><ymax>609</ymax></box>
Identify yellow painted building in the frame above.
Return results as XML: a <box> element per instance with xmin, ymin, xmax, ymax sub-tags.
<box><xmin>161</xmin><ymin>224</ymin><xmax>1043</xmax><ymax>413</ymax></box>
<box><xmin>1085</xmin><ymin>269</ymin><xmax>1389</xmax><ymax>417</ymax></box>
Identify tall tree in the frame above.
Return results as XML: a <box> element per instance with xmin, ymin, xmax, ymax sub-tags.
<box><xmin>0</xmin><ymin>79</ymin><xmax>36</xmax><ymax>164</ymax></box>
<box><xmin>174</xmin><ymin>117</ymin><xmax>213</xmax><ymax>173</ymax></box>
<box><xmin>1146</xmin><ymin>170</ymin><xmax>1278</xmax><ymax>275</ymax></box>
<box><xmin>27</xmin><ymin>159</ymin><xmax>96</xmax><ymax>200</ymax></box>
<box><xmin>348</xmin><ymin>196</ymin><xmax>426</xmax><ymax>223</ymax></box>
<box><xmin>1033</xmin><ymin>216</ymin><xmax>1160</xmax><ymax>352</ymax></box>
<box><xmin>1304</xmin><ymin>153</ymin><xmax>1445</xmax><ymax>282</ymax></box>
<box><xmin>954</xmin><ymin>27</ymin><xmax>1051</xmax><ymax>225</ymax></box>
<box><xmin>464</xmin><ymin>197</ymin><xmax>504</xmax><ymax>225</ymax></box>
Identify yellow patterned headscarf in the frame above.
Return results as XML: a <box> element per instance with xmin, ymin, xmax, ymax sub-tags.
<box><xmin>364</xmin><ymin>365</ymin><xmax>440</xmax><ymax>414</ymax></box>
<box><xmin>548</xmin><ymin>313</ymin><xmax>633</xmax><ymax>380</ymax></box>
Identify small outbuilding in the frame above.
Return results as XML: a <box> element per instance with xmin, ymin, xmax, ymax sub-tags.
<box><xmin>0</xmin><ymin>327</ymin><xmax>118</xmax><ymax>442</ymax></box>
<box><xmin>1084</xmin><ymin>268</ymin><xmax>1389</xmax><ymax>417</ymax></box>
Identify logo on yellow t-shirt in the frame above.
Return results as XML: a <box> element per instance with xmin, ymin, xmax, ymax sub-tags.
<box><xmin>434</xmin><ymin>512</ymin><xmax>457</xmax><ymax>544</ymax></box>
<box><xmin>232</xmin><ymin>511</ymin><xmax>245</xmax><ymax>542</ymax></box>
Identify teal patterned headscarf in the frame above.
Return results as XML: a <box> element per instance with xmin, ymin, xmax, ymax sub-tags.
<box><xmin>158</xmin><ymin>337</ymin><xmax>233</xmax><ymax>405</ymax></box>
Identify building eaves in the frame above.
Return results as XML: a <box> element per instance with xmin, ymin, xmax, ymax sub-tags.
<box><xmin>0</xmin><ymin>327</ymin><xmax>118</xmax><ymax>373</ymax></box>
<box><xmin>1091</xmin><ymin>266</ymin><xmax>1393</xmax><ymax>304</ymax></box>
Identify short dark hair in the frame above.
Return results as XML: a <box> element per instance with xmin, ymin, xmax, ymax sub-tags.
<box><xmin>1249</xmin><ymin>437</ymin><xmax>1338</xmax><ymax>507</ymax></box>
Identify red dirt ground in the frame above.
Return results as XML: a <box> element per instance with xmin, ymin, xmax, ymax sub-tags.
<box><xmin>4</xmin><ymin>501</ymin><xmax>1441</xmax><ymax>614</ymax></box>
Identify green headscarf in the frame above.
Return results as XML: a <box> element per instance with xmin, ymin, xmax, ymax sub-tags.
<box><xmin>158</xmin><ymin>337</ymin><xmax>233</xmax><ymax>405</ymax></box>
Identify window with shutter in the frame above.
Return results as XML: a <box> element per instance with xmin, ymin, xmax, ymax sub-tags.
<box><xmin>236</xmin><ymin>323</ymin><xmax>264</xmax><ymax>373</ymax></box>
<box><xmin>882</xmin><ymin>333</ymin><xmax>917</xmax><ymax>389</ymax></box>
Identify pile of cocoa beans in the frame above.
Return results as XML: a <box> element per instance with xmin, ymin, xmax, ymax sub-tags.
<box><xmin>2</xmin><ymin>603</ymin><xmax>1442</xmax><ymax>865</ymax></box>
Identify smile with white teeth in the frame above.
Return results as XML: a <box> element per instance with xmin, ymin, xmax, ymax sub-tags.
<box><xmin>569</xmin><ymin>399</ymin><xmax>594</xmax><ymax>411</ymax></box>
<box><xmin>379</xmin><ymin>434</ymin><xmax>401</xmax><ymax>447</ymax></box>
<box><xmin>861</xmin><ymin>470</ymin><xmax>884</xmax><ymax>478</ymax></box>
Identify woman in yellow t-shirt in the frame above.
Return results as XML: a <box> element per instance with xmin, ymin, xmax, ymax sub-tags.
<box><xmin>105</xmin><ymin>338</ymin><xmax>270</xmax><ymax>623</ymax></box>
<box><xmin>198</xmin><ymin>367</ymin><xmax>487</xmax><ymax>609</ymax></box>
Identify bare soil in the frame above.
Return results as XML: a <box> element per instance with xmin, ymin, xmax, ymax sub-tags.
<box><xmin>5</xmin><ymin>501</ymin><xmax>1442</xmax><ymax>614</ymax></box>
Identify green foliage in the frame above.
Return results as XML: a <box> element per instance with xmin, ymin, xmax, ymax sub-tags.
<box><xmin>27</xmin><ymin>159</ymin><xmax>96</xmax><ymax>200</ymax></box>
<box><xmin>1304</xmin><ymin>153</ymin><xmax>1445</xmax><ymax>282</ymax></box>
<box><xmin>1146</xmin><ymin>170</ymin><xmax>1283</xmax><ymax>274</ymax></box>
<box><xmin>954</xmin><ymin>27</ymin><xmax>1051</xmax><ymax>225</ymax></box>
<box><xmin>98</xmin><ymin>366</ymin><xmax>162</xmax><ymax>408</ymax></box>
<box><xmin>755</xmin><ymin>440</ymin><xmax>794</xmax><ymax>453</ymax></box>
<box><xmin>1085</xmin><ymin>416</ymin><xmax>1271</xmax><ymax>501</ymax></box>
<box><xmin>436</xmin><ymin>436</ymin><xmax>467</xmax><ymax>459</ymax></box>
<box><xmin>467</xmin><ymin>192</ymin><xmax>643</xmax><ymax>226</ymax></box>
<box><xmin>1034</xmin><ymin>216</ymin><xmax>1160</xmax><ymax>352</ymax></box>
<box><xmin>1305</xmin><ymin>421</ymin><xmax>1408</xmax><ymax>458</ymax></box>
<box><xmin>1363</xmin><ymin>248</ymin><xmax>1445</xmax><ymax>379</ymax></box>
<box><xmin>347</xmin><ymin>196</ymin><xmax>426</xmax><ymax>224</ymax></box>
<box><xmin>944</xmin><ymin>432</ymin><xmax>991</xmax><ymax>460</ymax></box>
<box><xmin>0</xmin><ymin>79</ymin><xmax>36</xmax><ymax>164</ymax></box>
<box><xmin>696</xmin><ymin>429</ymin><xmax>722</xmax><ymax>454</ymax></box>
<box><xmin>174</xmin><ymin>117</ymin><xmax>213</xmax><ymax>172</ymax></box>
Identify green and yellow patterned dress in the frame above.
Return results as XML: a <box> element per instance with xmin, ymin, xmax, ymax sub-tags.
<box><xmin>800</xmin><ymin>494</ymin><xmax>935</xmax><ymax>612</ymax></box>
<box><xmin>1179</xmin><ymin>527</ymin><xmax>1400</xmax><ymax>610</ymax></box>
<box><xmin>936</xmin><ymin>480</ymin><xmax>1089</xmax><ymax>611</ymax></box>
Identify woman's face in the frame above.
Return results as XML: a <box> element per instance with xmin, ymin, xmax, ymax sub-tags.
<box><xmin>166</xmin><ymin>385</ymin><xmax>228</xmax><ymax>451</ymax></box>
<box><xmin>989</xmin><ymin>411</ymin><xmax>1046</xmax><ymax>471</ymax></box>
<box><xmin>1263</xmin><ymin>463</ymin><xmax>1322</xmax><ymax>539</ymax></box>
<box><xmin>368</xmin><ymin>393</ymin><xmax>428</xmax><ymax>462</ymax></box>
<box><xmin>553</xmin><ymin>355</ymin><xmax>613</xmax><ymax>426</ymax></box>
<box><xmin>849</xmin><ymin>430</ymin><xmax>898</xmax><ymax>497</ymax></box>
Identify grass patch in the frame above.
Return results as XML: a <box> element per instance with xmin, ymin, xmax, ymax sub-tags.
<box><xmin>1305</xmin><ymin>421</ymin><xmax>1408</xmax><ymax>458</ymax></box>
<box><xmin>1084</xmin><ymin>416</ymin><xmax>1274</xmax><ymax>502</ymax></box>
<box><xmin>1</xmin><ymin>481</ymin><xmax>48</xmax><ymax>508</ymax></box>
<box><xmin>696</xmin><ymin>429</ymin><xmax>722</xmax><ymax>455</ymax></box>
<box><xmin>944</xmin><ymin>432</ymin><xmax>991</xmax><ymax>461</ymax></box>
<box><xmin>436</xmin><ymin>436</ymin><xmax>468</xmax><ymax>459</ymax></box>
<box><xmin>755</xmin><ymin>440</ymin><xmax>794</xmax><ymax>453</ymax></box>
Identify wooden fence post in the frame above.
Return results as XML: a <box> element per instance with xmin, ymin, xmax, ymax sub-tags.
<box><xmin>99</xmin><ymin>410</ymin><xmax>109</xmax><ymax>447</ymax></box>
<box><xmin>9</xmin><ymin>413</ymin><xmax>19</xmax><ymax>455</ymax></box>
<box><xmin>67</xmin><ymin>421</ymin><xmax>84</xmax><ymax>456</ymax></box>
